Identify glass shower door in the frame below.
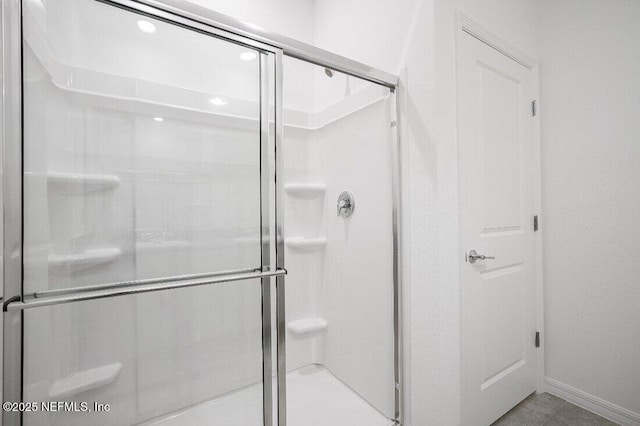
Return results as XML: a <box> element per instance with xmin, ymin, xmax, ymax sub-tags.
<box><xmin>281</xmin><ymin>57</ymin><xmax>397</xmax><ymax>426</ymax></box>
<box><xmin>19</xmin><ymin>0</ymin><xmax>271</xmax><ymax>424</ymax></box>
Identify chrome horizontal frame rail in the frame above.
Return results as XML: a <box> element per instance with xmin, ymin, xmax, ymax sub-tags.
<box><xmin>129</xmin><ymin>0</ymin><xmax>399</xmax><ymax>88</ymax></box>
<box><xmin>5</xmin><ymin>269</ymin><xmax>287</xmax><ymax>311</ymax></box>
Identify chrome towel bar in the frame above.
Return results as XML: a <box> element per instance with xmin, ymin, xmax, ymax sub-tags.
<box><xmin>4</xmin><ymin>268</ymin><xmax>287</xmax><ymax>311</ymax></box>
<box><xmin>33</xmin><ymin>267</ymin><xmax>260</xmax><ymax>299</ymax></box>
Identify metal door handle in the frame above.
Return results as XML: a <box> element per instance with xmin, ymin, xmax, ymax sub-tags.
<box><xmin>467</xmin><ymin>249</ymin><xmax>495</xmax><ymax>264</ymax></box>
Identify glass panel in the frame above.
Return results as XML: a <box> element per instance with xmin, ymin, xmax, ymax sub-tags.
<box><xmin>23</xmin><ymin>280</ymin><xmax>264</xmax><ymax>425</ymax></box>
<box><xmin>22</xmin><ymin>0</ymin><xmax>262</xmax><ymax>294</ymax></box>
<box><xmin>282</xmin><ymin>57</ymin><xmax>395</xmax><ymax>425</ymax></box>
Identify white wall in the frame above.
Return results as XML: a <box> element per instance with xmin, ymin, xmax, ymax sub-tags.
<box><xmin>539</xmin><ymin>0</ymin><xmax>640</xmax><ymax>418</ymax></box>
<box><xmin>313</xmin><ymin>0</ymin><xmax>418</xmax><ymax>75</ymax></box>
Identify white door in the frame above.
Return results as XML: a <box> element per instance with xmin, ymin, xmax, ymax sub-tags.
<box><xmin>458</xmin><ymin>32</ymin><xmax>538</xmax><ymax>425</ymax></box>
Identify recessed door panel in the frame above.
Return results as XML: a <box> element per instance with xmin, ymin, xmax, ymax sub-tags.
<box><xmin>478</xmin><ymin>62</ymin><xmax>523</xmax><ymax>232</ymax></box>
<box><xmin>481</xmin><ymin>265</ymin><xmax>525</xmax><ymax>384</ymax></box>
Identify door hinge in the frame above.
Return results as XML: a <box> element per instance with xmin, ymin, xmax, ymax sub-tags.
<box><xmin>535</xmin><ymin>331</ymin><xmax>540</xmax><ymax>348</ymax></box>
<box><xmin>391</xmin><ymin>120</ymin><xmax>397</xmax><ymax>127</ymax></box>
<box><xmin>533</xmin><ymin>215</ymin><xmax>539</xmax><ymax>231</ymax></box>
<box><xmin>531</xmin><ymin>100</ymin><xmax>537</xmax><ymax>117</ymax></box>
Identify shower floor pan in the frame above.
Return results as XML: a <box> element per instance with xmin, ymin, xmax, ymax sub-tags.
<box><xmin>145</xmin><ymin>364</ymin><xmax>394</xmax><ymax>426</ymax></box>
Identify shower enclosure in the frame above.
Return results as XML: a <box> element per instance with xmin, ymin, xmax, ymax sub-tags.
<box><xmin>1</xmin><ymin>0</ymin><xmax>401</xmax><ymax>425</ymax></box>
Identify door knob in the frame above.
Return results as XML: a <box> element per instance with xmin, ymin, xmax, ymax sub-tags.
<box><xmin>467</xmin><ymin>249</ymin><xmax>495</xmax><ymax>264</ymax></box>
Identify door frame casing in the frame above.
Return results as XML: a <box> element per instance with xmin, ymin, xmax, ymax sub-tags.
<box><xmin>454</xmin><ymin>9</ymin><xmax>545</xmax><ymax>418</ymax></box>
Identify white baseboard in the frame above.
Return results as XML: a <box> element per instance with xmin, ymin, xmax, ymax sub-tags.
<box><xmin>545</xmin><ymin>377</ymin><xmax>640</xmax><ymax>426</ymax></box>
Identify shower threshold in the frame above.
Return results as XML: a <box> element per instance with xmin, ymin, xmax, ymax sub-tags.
<box><xmin>143</xmin><ymin>364</ymin><xmax>394</xmax><ymax>426</ymax></box>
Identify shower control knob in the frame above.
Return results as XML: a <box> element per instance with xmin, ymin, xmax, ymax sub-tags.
<box><xmin>337</xmin><ymin>191</ymin><xmax>355</xmax><ymax>218</ymax></box>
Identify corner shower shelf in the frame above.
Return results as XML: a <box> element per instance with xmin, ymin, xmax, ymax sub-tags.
<box><xmin>285</xmin><ymin>237</ymin><xmax>327</xmax><ymax>252</ymax></box>
<box><xmin>284</xmin><ymin>183</ymin><xmax>327</xmax><ymax>198</ymax></box>
<box><xmin>49</xmin><ymin>362</ymin><xmax>122</xmax><ymax>400</ymax></box>
<box><xmin>287</xmin><ymin>317</ymin><xmax>328</xmax><ymax>335</ymax></box>
<box><xmin>49</xmin><ymin>247</ymin><xmax>122</xmax><ymax>270</ymax></box>
<box><xmin>47</xmin><ymin>172</ymin><xmax>120</xmax><ymax>195</ymax></box>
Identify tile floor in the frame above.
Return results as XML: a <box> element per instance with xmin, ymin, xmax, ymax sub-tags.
<box><xmin>492</xmin><ymin>392</ymin><xmax>619</xmax><ymax>426</ymax></box>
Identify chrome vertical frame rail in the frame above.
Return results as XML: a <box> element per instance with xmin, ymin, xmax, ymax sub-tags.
<box><xmin>274</xmin><ymin>49</ymin><xmax>287</xmax><ymax>426</ymax></box>
<box><xmin>2</xmin><ymin>0</ymin><xmax>24</xmax><ymax>425</ymax></box>
<box><xmin>259</xmin><ymin>52</ymin><xmax>274</xmax><ymax>426</ymax></box>
<box><xmin>390</xmin><ymin>89</ymin><xmax>404</xmax><ymax>425</ymax></box>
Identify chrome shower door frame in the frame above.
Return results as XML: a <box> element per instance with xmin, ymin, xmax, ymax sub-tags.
<box><xmin>1</xmin><ymin>0</ymin><xmax>403</xmax><ymax>424</ymax></box>
<box><xmin>2</xmin><ymin>1</ymin><xmax>281</xmax><ymax>424</ymax></box>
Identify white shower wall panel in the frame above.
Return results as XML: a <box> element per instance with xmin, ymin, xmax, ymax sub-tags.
<box><xmin>28</xmin><ymin>0</ymin><xmax>259</xmax><ymax>104</ymax></box>
<box><xmin>22</xmin><ymin>101</ymin><xmax>265</xmax><ymax>425</ymax></box>
<box><xmin>132</xmin><ymin>112</ymin><xmax>261</xmax><ymax>279</ymax></box>
<box><xmin>22</xmin><ymin>0</ymin><xmax>264</xmax><ymax>294</ymax></box>
<box><xmin>135</xmin><ymin>282</ymin><xmax>263</xmax><ymax>420</ymax></box>
<box><xmin>23</xmin><ymin>80</ymin><xmax>262</xmax><ymax>290</ymax></box>
<box><xmin>319</xmin><ymin>98</ymin><xmax>395</xmax><ymax>419</ymax></box>
<box><xmin>282</xmin><ymin>57</ymin><xmax>396</xmax><ymax>420</ymax></box>
<box><xmin>23</xmin><ymin>281</ymin><xmax>264</xmax><ymax>426</ymax></box>
<box><xmin>23</xmin><ymin>299</ymin><xmax>139</xmax><ymax>426</ymax></box>
<box><xmin>22</xmin><ymin>69</ymin><xmax>139</xmax><ymax>294</ymax></box>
